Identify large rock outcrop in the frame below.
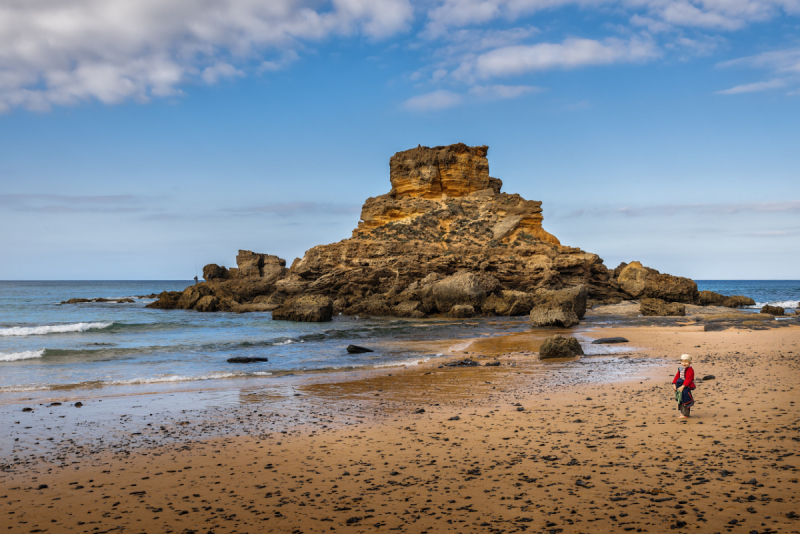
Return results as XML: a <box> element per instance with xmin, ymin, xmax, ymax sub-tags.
<box><xmin>530</xmin><ymin>285</ymin><xmax>587</xmax><ymax>327</ymax></box>
<box><xmin>147</xmin><ymin>143</ymin><xmax>715</xmax><ymax>321</ymax></box>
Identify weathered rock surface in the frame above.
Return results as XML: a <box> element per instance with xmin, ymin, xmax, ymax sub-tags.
<box><xmin>723</xmin><ymin>295</ymin><xmax>756</xmax><ymax>308</ymax></box>
<box><xmin>760</xmin><ymin>305</ymin><xmax>784</xmax><ymax>316</ymax></box>
<box><xmin>146</xmin><ymin>144</ymin><xmax>728</xmax><ymax>321</ymax></box>
<box><xmin>448</xmin><ymin>304</ymin><xmax>476</xmax><ymax>318</ymax></box>
<box><xmin>697</xmin><ymin>290</ymin><xmax>726</xmax><ymax>306</ymax></box>
<box><xmin>272</xmin><ymin>295</ymin><xmax>333</xmax><ymax>322</ymax></box>
<box><xmin>539</xmin><ymin>335</ymin><xmax>584</xmax><ymax>359</ymax></box>
<box><xmin>530</xmin><ymin>285</ymin><xmax>587</xmax><ymax>327</ymax></box>
<box><xmin>640</xmin><ymin>298</ymin><xmax>686</xmax><ymax>317</ymax></box>
<box><xmin>616</xmin><ymin>261</ymin><xmax>697</xmax><ymax>303</ymax></box>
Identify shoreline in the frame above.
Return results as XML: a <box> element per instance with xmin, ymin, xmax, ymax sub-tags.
<box><xmin>2</xmin><ymin>322</ymin><xmax>799</xmax><ymax>533</ymax></box>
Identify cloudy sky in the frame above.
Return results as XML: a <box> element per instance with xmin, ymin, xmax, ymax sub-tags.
<box><xmin>1</xmin><ymin>0</ymin><xmax>798</xmax><ymax>280</ymax></box>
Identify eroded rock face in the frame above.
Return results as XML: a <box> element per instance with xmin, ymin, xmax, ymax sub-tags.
<box><xmin>760</xmin><ymin>305</ymin><xmax>784</xmax><ymax>316</ymax></box>
<box><xmin>616</xmin><ymin>261</ymin><xmax>697</xmax><ymax>303</ymax></box>
<box><xmin>723</xmin><ymin>295</ymin><xmax>756</xmax><ymax>308</ymax></box>
<box><xmin>539</xmin><ymin>335</ymin><xmax>584</xmax><ymax>359</ymax></box>
<box><xmin>697</xmin><ymin>290</ymin><xmax>726</xmax><ymax>306</ymax></box>
<box><xmin>530</xmin><ymin>285</ymin><xmax>587</xmax><ymax>327</ymax></box>
<box><xmin>640</xmin><ymin>298</ymin><xmax>686</xmax><ymax>317</ymax></box>
<box><xmin>272</xmin><ymin>295</ymin><xmax>333</xmax><ymax>322</ymax></box>
<box><xmin>148</xmin><ymin>144</ymin><xmax>713</xmax><ymax>321</ymax></box>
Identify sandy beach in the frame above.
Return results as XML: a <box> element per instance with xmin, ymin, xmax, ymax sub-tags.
<box><xmin>2</xmin><ymin>320</ymin><xmax>799</xmax><ymax>534</ymax></box>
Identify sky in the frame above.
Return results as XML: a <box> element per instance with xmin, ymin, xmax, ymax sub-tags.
<box><xmin>1</xmin><ymin>0</ymin><xmax>798</xmax><ymax>280</ymax></box>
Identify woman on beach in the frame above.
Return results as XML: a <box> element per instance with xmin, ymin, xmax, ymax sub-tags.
<box><xmin>673</xmin><ymin>354</ymin><xmax>695</xmax><ymax>418</ymax></box>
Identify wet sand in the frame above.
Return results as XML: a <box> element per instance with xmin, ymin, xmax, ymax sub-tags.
<box><xmin>2</xmin><ymin>322</ymin><xmax>799</xmax><ymax>533</ymax></box>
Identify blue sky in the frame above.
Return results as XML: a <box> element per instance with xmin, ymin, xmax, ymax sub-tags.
<box><xmin>1</xmin><ymin>0</ymin><xmax>798</xmax><ymax>280</ymax></box>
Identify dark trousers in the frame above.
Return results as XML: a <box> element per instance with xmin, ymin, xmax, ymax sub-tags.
<box><xmin>680</xmin><ymin>404</ymin><xmax>691</xmax><ymax>416</ymax></box>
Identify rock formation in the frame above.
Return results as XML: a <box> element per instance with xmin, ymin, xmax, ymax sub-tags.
<box><xmin>539</xmin><ymin>335</ymin><xmax>584</xmax><ymax>359</ymax></box>
<box><xmin>147</xmin><ymin>143</ymin><xmax>721</xmax><ymax>321</ymax></box>
<box><xmin>640</xmin><ymin>298</ymin><xmax>686</xmax><ymax>317</ymax></box>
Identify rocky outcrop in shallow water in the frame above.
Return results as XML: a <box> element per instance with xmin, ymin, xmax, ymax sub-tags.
<box><xmin>146</xmin><ymin>143</ymin><xmax>726</xmax><ymax>321</ymax></box>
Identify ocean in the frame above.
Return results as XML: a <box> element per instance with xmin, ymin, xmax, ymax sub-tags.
<box><xmin>0</xmin><ymin>280</ymin><xmax>796</xmax><ymax>397</ymax></box>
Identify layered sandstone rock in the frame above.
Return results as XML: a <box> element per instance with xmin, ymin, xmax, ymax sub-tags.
<box><xmin>539</xmin><ymin>335</ymin><xmax>584</xmax><ymax>359</ymax></box>
<box><xmin>147</xmin><ymin>143</ymin><xmax>715</xmax><ymax>321</ymax></box>
<box><xmin>640</xmin><ymin>298</ymin><xmax>686</xmax><ymax>317</ymax></box>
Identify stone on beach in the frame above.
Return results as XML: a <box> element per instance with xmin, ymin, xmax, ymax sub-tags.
<box><xmin>346</xmin><ymin>345</ymin><xmax>374</xmax><ymax>354</ymax></box>
<box><xmin>722</xmin><ymin>295</ymin><xmax>756</xmax><ymax>308</ymax></box>
<box><xmin>271</xmin><ymin>295</ymin><xmax>333</xmax><ymax>322</ymax></box>
<box><xmin>529</xmin><ymin>285</ymin><xmax>587</xmax><ymax>327</ymax></box>
<box><xmin>591</xmin><ymin>337</ymin><xmax>629</xmax><ymax>344</ymax></box>
<box><xmin>760</xmin><ymin>304</ymin><xmax>785</xmax><ymax>316</ymax></box>
<box><xmin>227</xmin><ymin>357</ymin><xmax>269</xmax><ymax>363</ymax></box>
<box><xmin>639</xmin><ymin>298</ymin><xmax>686</xmax><ymax>316</ymax></box>
<box><xmin>538</xmin><ymin>334</ymin><xmax>584</xmax><ymax>359</ymax></box>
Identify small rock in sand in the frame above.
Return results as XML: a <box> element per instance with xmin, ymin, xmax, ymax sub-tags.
<box><xmin>346</xmin><ymin>345</ymin><xmax>374</xmax><ymax>354</ymax></box>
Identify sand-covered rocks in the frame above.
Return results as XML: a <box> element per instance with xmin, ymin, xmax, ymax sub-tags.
<box><xmin>760</xmin><ymin>304</ymin><xmax>785</xmax><ymax>316</ymax></box>
<box><xmin>272</xmin><ymin>295</ymin><xmax>333</xmax><ymax>322</ymax></box>
<box><xmin>640</xmin><ymin>298</ymin><xmax>686</xmax><ymax>316</ymax></box>
<box><xmin>530</xmin><ymin>285</ymin><xmax>587</xmax><ymax>327</ymax></box>
<box><xmin>539</xmin><ymin>335</ymin><xmax>584</xmax><ymax>359</ymax></box>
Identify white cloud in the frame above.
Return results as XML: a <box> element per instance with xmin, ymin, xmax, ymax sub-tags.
<box><xmin>404</xmin><ymin>89</ymin><xmax>464</xmax><ymax>110</ymax></box>
<box><xmin>719</xmin><ymin>48</ymin><xmax>800</xmax><ymax>74</ymax></box>
<box><xmin>469</xmin><ymin>84</ymin><xmax>542</xmax><ymax>98</ymax></box>
<box><xmin>0</xmin><ymin>0</ymin><xmax>413</xmax><ymax>112</ymax></box>
<box><xmin>715</xmin><ymin>78</ymin><xmax>787</xmax><ymax>94</ymax></box>
<box><xmin>455</xmin><ymin>36</ymin><xmax>660</xmax><ymax>81</ymax></box>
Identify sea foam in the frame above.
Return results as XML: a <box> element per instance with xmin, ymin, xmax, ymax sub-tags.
<box><xmin>0</xmin><ymin>349</ymin><xmax>46</xmax><ymax>362</ymax></box>
<box><xmin>0</xmin><ymin>322</ymin><xmax>113</xmax><ymax>337</ymax></box>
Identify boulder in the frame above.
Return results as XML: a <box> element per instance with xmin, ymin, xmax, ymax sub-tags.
<box><xmin>723</xmin><ymin>295</ymin><xmax>756</xmax><ymax>308</ymax></box>
<box><xmin>591</xmin><ymin>337</ymin><xmax>629</xmax><ymax>344</ymax></box>
<box><xmin>203</xmin><ymin>264</ymin><xmax>230</xmax><ymax>281</ymax></box>
<box><xmin>432</xmin><ymin>272</ymin><xmax>499</xmax><ymax>313</ymax></box>
<box><xmin>481</xmin><ymin>290</ymin><xmax>535</xmax><ymax>316</ymax></box>
<box><xmin>145</xmin><ymin>291</ymin><xmax>182</xmax><ymax>309</ymax></box>
<box><xmin>530</xmin><ymin>285</ymin><xmax>587</xmax><ymax>327</ymax></box>
<box><xmin>640</xmin><ymin>298</ymin><xmax>686</xmax><ymax>317</ymax></box>
<box><xmin>272</xmin><ymin>295</ymin><xmax>333</xmax><ymax>322</ymax></box>
<box><xmin>194</xmin><ymin>295</ymin><xmax>220</xmax><ymax>312</ymax></box>
<box><xmin>539</xmin><ymin>335</ymin><xmax>584</xmax><ymax>359</ymax></box>
<box><xmin>448</xmin><ymin>305</ymin><xmax>476</xmax><ymax>318</ymax></box>
<box><xmin>696</xmin><ymin>290</ymin><xmax>727</xmax><ymax>306</ymax></box>
<box><xmin>760</xmin><ymin>305</ymin><xmax>784</xmax><ymax>316</ymax></box>
<box><xmin>617</xmin><ymin>261</ymin><xmax>697</xmax><ymax>303</ymax></box>
<box><xmin>393</xmin><ymin>301</ymin><xmax>426</xmax><ymax>318</ymax></box>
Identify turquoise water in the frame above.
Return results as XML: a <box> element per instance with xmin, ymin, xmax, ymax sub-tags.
<box><xmin>1</xmin><ymin>280</ymin><xmax>796</xmax><ymax>394</ymax></box>
<box><xmin>0</xmin><ymin>281</ymin><xmax>531</xmax><ymax>393</ymax></box>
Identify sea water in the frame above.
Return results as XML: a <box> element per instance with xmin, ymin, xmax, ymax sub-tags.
<box><xmin>1</xmin><ymin>280</ymin><xmax>796</xmax><ymax>395</ymax></box>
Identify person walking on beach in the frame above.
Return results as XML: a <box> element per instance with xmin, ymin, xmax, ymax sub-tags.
<box><xmin>673</xmin><ymin>354</ymin><xmax>695</xmax><ymax>418</ymax></box>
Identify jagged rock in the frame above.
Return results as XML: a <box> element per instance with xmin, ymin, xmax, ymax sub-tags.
<box><xmin>721</xmin><ymin>295</ymin><xmax>755</xmax><ymax>308</ymax></box>
<box><xmin>194</xmin><ymin>295</ymin><xmax>220</xmax><ymax>312</ymax></box>
<box><xmin>530</xmin><ymin>285</ymin><xmax>587</xmax><ymax>327</ymax></box>
<box><xmin>432</xmin><ymin>272</ymin><xmax>499</xmax><ymax>313</ymax></box>
<box><xmin>640</xmin><ymin>298</ymin><xmax>686</xmax><ymax>317</ymax></box>
<box><xmin>617</xmin><ymin>261</ymin><xmax>697</xmax><ymax>303</ymax></box>
<box><xmin>145</xmin><ymin>291</ymin><xmax>182</xmax><ymax>309</ymax></box>
<box><xmin>272</xmin><ymin>295</ymin><xmax>333</xmax><ymax>322</ymax></box>
<box><xmin>448</xmin><ymin>305</ymin><xmax>475</xmax><ymax>318</ymax></box>
<box><xmin>203</xmin><ymin>264</ymin><xmax>229</xmax><ymax>281</ymax></box>
<box><xmin>149</xmin><ymin>144</ymin><xmax>717</xmax><ymax>320</ymax></box>
<box><xmin>481</xmin><ymin>290</ymin><xmax>535</xmax><ymax>316</ymax></box>
<box><xmin>346</xmin><ymin>345</ymin><xmax>374</xmax><ymax>354</ymax></box>
<box><xmin>760</xmin><ymin>305</ymin><xmax>784</xmax><ymax>316</ymax></box>
<box><xmin>696</xmin><ymin>290</ymin><xmax>727</xmax><ymax>306</ymax></box>
<box><xmin>539</xmin><ymin>335</ymin><xmax>584</xmax><ymax>359</ymax></box>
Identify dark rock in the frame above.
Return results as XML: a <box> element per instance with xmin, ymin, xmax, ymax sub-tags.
<box><xmin>203</xmin><ymin>264</ymin><xmax>230</xmax><ymax>281</ymax></box>
<box><xmin>744</xmin><ymin>478</ymin><xmax>757</xmax><ymax>485</ymax></box>
<box><xmin>346</xmin><ymin>345</ymin><xmax>374</xmax><ymax>354</ymax></box>
<box><xmin>272</xmin><ymin>295</ymin><xmax>333</xmax><ymax>322</ymax></box>
<box><xmin>448</xmin><ymin>304</ymin><xmax>475</xmax><ymax>318</ymax></box>
<box><xmin>227</xmin><ymin>357</ymin><xmax>269</xmax><ymax>363</ymax></box>
<box><xmin>444</xmin><ymin>359</ymin><xmax>480</xmax><ymax>367</ymax></box>
<box><xmin>467</xmin><ymin>468</ymin><xmax>481</xmax><ymax>475</ymax></box>
<box><xmin>723</xmin><ymin>295</ymin><xmax>756</xmax><ymax>308</ymax></box>
<box><xmin>49</xmin><ymin>402</ymin><xmax>61</xmax><ymax>406</ymax></box>
<box><xmin>702</xmin><ymin>375</ymin><xmax>715</xmax><ymax>380</ymax></box>
<box><xmin>145</xmin><ymin>291</ymin><xmax>183</xmax><ymax>310</ymax></box>
<box><xmin>760</xmin><ymin>305</ymin><xmax>785</xmax><ymax>316</ymax></box>
<box><xmin>75</xmin><ymin>402</ymin><xmax>83</xmax><ymax>408</ymax></box>
<box><xmin>696</xmin><ymin>290</ymin><xmax>727</xmax><ymax>306</ymax></box>
<box><xmin>22</xmin><ymin>407</ymin><xmax>33</xmax><ymax>412</ymax></box>
<box><xmin>448</xmin><ymin>415</ymin><xmax>461</xmax><ymax>421</ymax></box>
<box><xmin>412</xmin><ymin>408</ymin><xmax>425</xmax><ymax>414</ymax></box>
<box><xmin>484</xmin><ymin>361</ymin><xmax>501</xmax><ymax>366</ymax></box>
<box><xmin>591</xmin><ymin>337</ymin><xmax>629</xmax><ymax>344</ymax></box>
<box><xmin>37</xmin><ymin>484</ymin><xmax>48</xmax><ymax>490</ymax></box>
<box><xmin>539</xmin><ymin>335</ymin><xmax>584</xmax><ymax>359</ymax></box>
<box><xmin>640</xmin><ymin>298</ymin><xmax>686</xmax><ymax>317</ymax></box>
<box><xmin>516</xmin><ymin>406</ymin><xmax>525</xmax><ymax>411</ymax></box>
<box><xmin>530</xmin><ymin>285</ymin><xmax>587</xmax><ymax>327</ymax></box>
<box><xmin>194</xmin><ymin>295</ymin><xmax>220</xmax><ymax>312</ymax></box>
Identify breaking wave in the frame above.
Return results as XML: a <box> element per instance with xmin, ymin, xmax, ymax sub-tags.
<box><xmin>0</xmin><ymin>349</ymin><xmax>46</xmax><ymax>362</ymax></box>
<box><xmin>0</xmin><ymin>322</ymin><xmax>113</xmax><ymax>337</ymax></box>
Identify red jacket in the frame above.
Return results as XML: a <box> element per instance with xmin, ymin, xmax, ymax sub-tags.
<box><xmin>673</xmin><ymin>366</ymin><xmax>695</xmax><ymax>389</ymax></box>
